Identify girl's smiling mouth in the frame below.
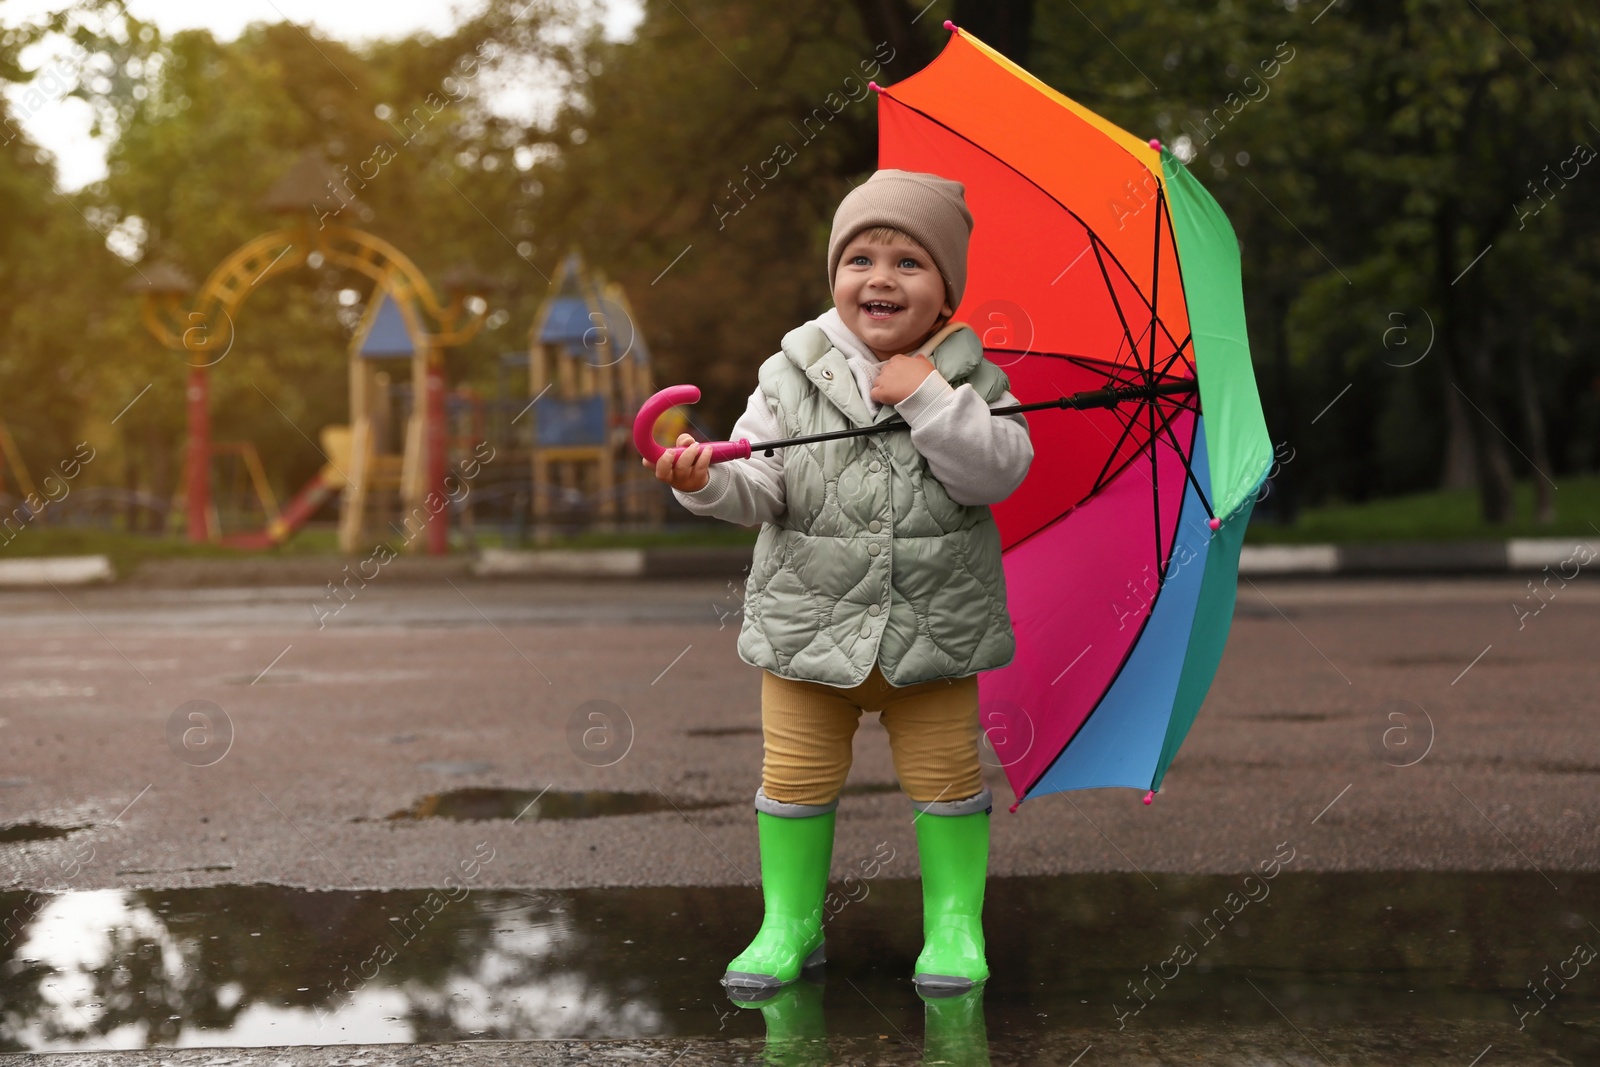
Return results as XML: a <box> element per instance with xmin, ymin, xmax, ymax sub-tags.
<box><xmin>861</xmin><ymin>301</ymin><xmax>903</xmax><ymax>320</ymax></box>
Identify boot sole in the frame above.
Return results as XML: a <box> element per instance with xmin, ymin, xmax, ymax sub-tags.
<box><xmin>913</xmin><ymin>971</ymin><xmax>985</xmax><ymax>997</ymax></box>
<box><xmin>722</xmin><ymin>942</ymin><xmax>826</xmax><ymax>996</ymax></box>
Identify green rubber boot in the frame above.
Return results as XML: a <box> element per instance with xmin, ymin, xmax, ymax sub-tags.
<box><xmin>920</xmin><ymin>985</ymin><xmax>991</xmax><ymax>1066</ymax></box>
<box><xmin>723</xmin><ymin>809</ymin><xmax>835</xmax><ymax>996</ymax></box>
<box><xmin>728</xmin><ymin>976</ymin><xmax>828</xmax><ymax>1067</ymax></box>
<box><xmin>912</xmin><ymin>810</ymin><xmax>990</xmax><ymax>993</ymax></box>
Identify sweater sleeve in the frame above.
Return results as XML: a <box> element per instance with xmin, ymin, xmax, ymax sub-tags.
<box><xmin>671</xmin><ymin>385</ymin><xmax>787</xmax><ymax>525</ymax></box>
<box><xmin>893</xmin><ymin>371</ymin><xmax>1034</xmax><ymax>506</ymax></box>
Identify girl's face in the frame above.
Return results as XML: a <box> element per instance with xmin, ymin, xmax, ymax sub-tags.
<box><xmin>832</xmin><ymin>233</ymin><xmax>954</xmax><ymax>361</ymax></box>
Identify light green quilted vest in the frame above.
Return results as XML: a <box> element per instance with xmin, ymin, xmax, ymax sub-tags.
<box><xmin>736</xmin><ymin>319</ymin><xmax>1017</xmax><ymax>687</ymax></box>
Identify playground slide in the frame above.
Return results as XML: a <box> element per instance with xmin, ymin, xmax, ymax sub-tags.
<box><xmin>219</xmin><ymin>426</ymin><xmax>351</xmax><ymax>550</ymax></box>
<box><xmin>218</xmin><ymin>465</ymin><xmax>341</xmax><ymax>549</ymax></box>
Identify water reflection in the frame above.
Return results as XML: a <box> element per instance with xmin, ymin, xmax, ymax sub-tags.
<box><xmin>0</xmin><ymin>872</ymin><xmax>1595</xmax><ymax>1061</ymax></box>
<box><xmin>0</xmin><ymin>886</ymin><xmax>660</xmax><ymax>1050</ymax></box>
<box><xmin>728</xmin><ymin>978</ymin><xmax>830</xmax><ymax>1067</ymax></box>
<box><xmin>725</xmin><ymin>981</ymin><xmax>992</xmax><ymax>1067</ymax></box>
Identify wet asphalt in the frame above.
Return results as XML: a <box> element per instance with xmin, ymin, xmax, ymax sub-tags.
<box><xmin>0</xmin><ymin>575</ymin><xmax>1597</xmax><ymax>1063</ymax></box>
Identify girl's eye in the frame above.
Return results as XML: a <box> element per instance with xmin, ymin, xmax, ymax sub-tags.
<box><xmin>899</xmin><ymin>257</ymin><xmax>919</xmax><ymax>269</ymax></box>
<box><xmin>851</xmin><ymin>255</ymin><xmax>870</xmax><ymax>266</ymax></box>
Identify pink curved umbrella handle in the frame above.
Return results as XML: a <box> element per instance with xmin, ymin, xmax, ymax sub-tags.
<box><xmin>633</xmin><ymin>385</ymin><xmax>752</xmax><ymax>465</ymax></box>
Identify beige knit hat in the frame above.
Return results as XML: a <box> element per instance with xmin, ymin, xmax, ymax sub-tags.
<box><xmin>827</xmin><ymin>169</ymin><xmax>974</xmax><ymax>311</ymax></box>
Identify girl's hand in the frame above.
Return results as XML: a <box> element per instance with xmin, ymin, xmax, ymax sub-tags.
<box><xmin>644</xmin><ymin>432</ymin><xmax>712</xmax><ymax>492</ymax></box>
<box><xmin>871</xmin><ymin>353</ymin><xmax>937</xmax><ymax>406</ymax></box>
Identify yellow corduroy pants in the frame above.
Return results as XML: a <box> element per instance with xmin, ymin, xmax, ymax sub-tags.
<box><xmin>760</xmin><ymin>661</ymin><xmax>984</xmax><ymax>807</ymax></box>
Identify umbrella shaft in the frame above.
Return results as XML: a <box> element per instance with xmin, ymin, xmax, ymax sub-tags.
<box><xmin>749</xmin><ymin>378</ymin><xmax>1196</xmax><ymax>454</ymax></box>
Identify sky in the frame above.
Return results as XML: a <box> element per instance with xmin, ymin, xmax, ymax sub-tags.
<box><xmin>2</xmin><ymin>0</ymin><xmax>645</xmax><ymax>192</ymax></box>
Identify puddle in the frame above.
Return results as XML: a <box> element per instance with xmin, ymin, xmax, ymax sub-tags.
<box><xmin>0</xmin><ymin>822</ymin><xmax>87</xmax><ymax>844</ymax></box>
<box><xmin>1237</xmin><ymin>710</ymin><xmax>1334</xmax><ymax>723</ymax></box>
<box><xmin>0</xmin><ymin>872</ymin><xmax>1594</xmax><ymax>1061</ymax></box>
<box><xmin>685</xmin><ymin>725</ymin><xmax>762</xmax><ymax>737</ymax></box>
<box><xmin>384</xmin><ymin>788</ymin><xmax>727</xmax><ymax>822</ymax></box>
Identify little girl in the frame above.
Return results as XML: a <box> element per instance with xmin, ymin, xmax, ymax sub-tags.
<box><xmin>646</xmin><ymin>169</ymin><xmax>1033</xmax><ymax>996</ymax></box>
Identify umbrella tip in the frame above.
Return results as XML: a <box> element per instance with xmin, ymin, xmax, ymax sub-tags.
<box><xmin>943</xmin><ymin>19</ymin><xmax>957</xmax><ymax>31</ymax></box>
<box><xmin>868</xmin><ymin>80</ymin><xmax>882</xmax><ymax>93</ymax></box>
<box><xmin>1143</xmin><ymin>790</ymin><xmax>1154</xmax><ymax>805</ymax></box>
<box><xmin>1008</xmin><ymin>800</ymin><xmax>1020</xmax><ymax>813</ymax></box>
<box><xmin>1208</xmin><ymin>516</ymin><xmax>1221</xmax><ymax>531</ymax></box>
<box><xmin>1148</xmin><ymin>138</ymin><xmax>1162</xmax><ymax>150</ymax></box>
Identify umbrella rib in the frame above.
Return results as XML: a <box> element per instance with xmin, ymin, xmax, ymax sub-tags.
<box><xmin>1149</xmin><ymin>394</ymin><xmax>1163</xmax><ymax>578</ymax></box>
<box><xmin>1063</xmin><ymin>354</ymin><xmax>1153</xmax><ymax>391</ymax></box>
<box><xmin>1147</xmin><ymin>189</ymin><xmax>1164</xmax><ymax>582</ymax></box>
<box><xmin>1089</xmin><ymin>396</ymin><xmax>1148</xmax><ymax>495</ymax></box>
<box><xmin>986</xmin><ymin>348</ymin><xmax>1173</xmax><ymax>382</ymax></box>
<box><xmin>1147</xmin><ymin>190</ymin><xmax>1165</xmax><ymax>382</ymax></box>
<box><xmin>1149</xmin><ymin>194</ymin><xmax>1194</xmax><ymax>363</ymax></box>
<box><xmin>1161</xmin><ymin>333</ymin><xmax>1197</xmax><ymax>380</ymax></box>
<box><xmin>1089</xmin><ymin>236</ymin><xmax>1146</xmax><ymax>373</ymax></box>
<box><xmin>1149</xmin><ymin>391</ymin><xmax>1217</xmax><ymax>522</ymax></box>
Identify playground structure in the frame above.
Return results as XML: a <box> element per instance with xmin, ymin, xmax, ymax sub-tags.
<box><xmin>522</xmin><ymin>252</ymin><xmax>676</xmax><ymax>534</ymax></box>
<box><xmin>128</xmin><ymin>153</ymin><xmax>685</xmax><ymax>553</ymax></box>
<box><xmin>129</xmin><ymin>151</ymin><xmax>491</xmax><ymax>554</ymax></box>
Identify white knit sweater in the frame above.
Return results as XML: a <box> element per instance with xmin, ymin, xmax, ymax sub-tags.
<box><xmin>673</xmin><ymin>307</ymin><xmax>1033</xmax><ymax>525</ymax></box>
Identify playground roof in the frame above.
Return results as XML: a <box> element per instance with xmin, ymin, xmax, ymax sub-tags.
<box><xmin>360</xmin><ymin>295</ymin><xmax>417</xmax><ymax>357</ymax></box>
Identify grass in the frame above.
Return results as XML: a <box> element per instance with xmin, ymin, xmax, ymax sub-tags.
<box><xmin>1244</xmin><ymin>476</ymin><xmax>1600</xmax><ymax>544</ymax></box>
<box><xmin>0</xmin><ymin>524</ymin><xmax>352</xmax><ymax>578</ymax></box>
<box><xmin>0</xmin><ymin>521</ymin><xmax>762</xmax><ymax>577</ymax></box>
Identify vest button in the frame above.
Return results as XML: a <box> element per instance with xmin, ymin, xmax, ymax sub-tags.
<box><xmin>868</xmin><ymin>461</ymin><xmax>882</xmax><ymax>473</ymax></box>
<box><xmin>867</xmin><ymin>543</ymin><xmax>880</xmax><ymax>556</ymax></box>
<box><xmin>868</xmin><ymin>604</ymin><xmax>880</xmax><ymax>616</ymax></box>
<box><xmin>868</xmin><ymin>520</ymin><xmax>882</xmax><ymax>533</ymax></box>
<box><xmin>860</xmin><ymin>623</ymin><xmax>872</xmax><ymax>637</ymax></box>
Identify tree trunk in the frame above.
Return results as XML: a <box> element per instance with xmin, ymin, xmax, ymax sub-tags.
<box><xmin>1515</xmin><ymin>331</ymin><xmax>1556</xmax><ymax>525</ymax></box>
<box><xmin>124</xmin><ymin>446</ymin><xmax>140</xmax><ymax>533</ymax></box>
<box><xmin>151</xmin><ymin>431</ymin><xmax>173</xmax><ymax>535</ymax></box>
<box><xmin>1433</xmin><ymin>204</ymin><xmax>1482</xmax><ymax>494</ymax></box>
<box><xmin>1440</xmin><ymin>384</ymin><xmax>1478</xmax><ymax>490</ymax></box>
<box><xmin>1466</xmin><ymin>312</ymin><xmax>1516</xmax><ymax>525</ymax></box>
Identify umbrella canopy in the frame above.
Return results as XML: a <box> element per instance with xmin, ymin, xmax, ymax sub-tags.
<box><xmin>875</xmin><ymin>24</ymin><xmax>1271</xmax><ymax>807</ymax></box>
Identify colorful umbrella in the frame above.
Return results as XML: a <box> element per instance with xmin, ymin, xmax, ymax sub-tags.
<box><xmin>873</xmin><ymin>22</ymin><xmax>1271</xmax><ymax>808</ymax></box>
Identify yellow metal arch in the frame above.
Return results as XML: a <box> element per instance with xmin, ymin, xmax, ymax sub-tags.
<box><xmin>139</xmin><ymin>221</ymin><xmax>486</xmax><ymax>359</ymax></box>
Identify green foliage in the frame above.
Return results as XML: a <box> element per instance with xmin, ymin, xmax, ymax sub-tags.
<box><xmin>0</xmin><ymin>0</ymin><xmax>1595</xmax><ymax>538</ymax></box>
<box><xmin>1246</xmin><ymin>475</ymin><xmax>1600</xmax><ymax>543</ymax></box>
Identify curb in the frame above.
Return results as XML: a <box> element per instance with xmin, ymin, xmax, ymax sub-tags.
<box><xmin>2</xmin><ymin>537</ymin><xmax>1593</xmax><ymax>588</ymax></box>
<box><xmin>0</xmin><ymin>555</ymin><xmax>116</xmax><ymax>587</ymax></box>
<box><xmin>124</xmin><ymin>557</ymin><xmax>475</xmax><ymax>588</ymax></box>
<box><xmin>1241</xmin><ymin>537</ymin><xmax>1597</xmax><ymax>577</ymax></box>
<box><xmin>472</xmin><ymin>546</ymin><xmax>754</xmax><ymax>580</ymax></box>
